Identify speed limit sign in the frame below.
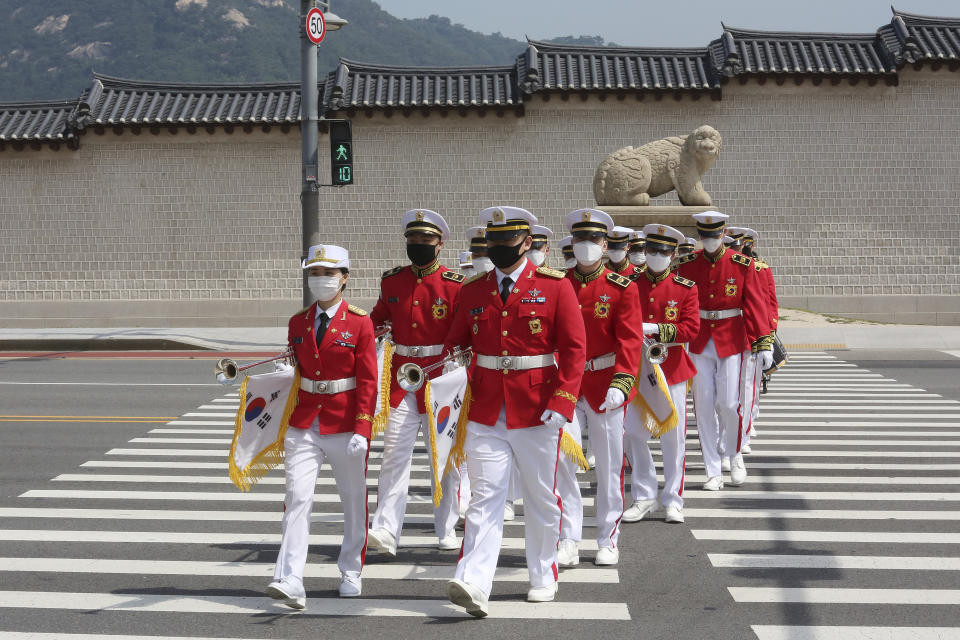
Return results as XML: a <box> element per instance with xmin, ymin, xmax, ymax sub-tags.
<box><xmin>306</xmin><ymin>7</ymin><xmax>325</xmax><ymax>44</ymax></box>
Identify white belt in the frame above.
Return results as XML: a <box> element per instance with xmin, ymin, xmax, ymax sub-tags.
<box><xmin>584</xmin><ymin>352</ymin><xmax>616</xmax><ymax>372</ymax></box>
<box><xmin>393</xmin><ymin>343</ymin><xmax>444</xmax><ymax>358</ymax></box>
<box><xmin>700</xmin><ymin>308</ymin><xmax>742</xmax><ymax>320</ymax></box>
<box><xmin>299</xmin><ymin>377</ymin><xmax>357</xmax><ymax>394</ymax></box>
<box><xmin>475</xmin><ymin>353</ymin><xmax>556</xmax><ymax>371</ymax></box>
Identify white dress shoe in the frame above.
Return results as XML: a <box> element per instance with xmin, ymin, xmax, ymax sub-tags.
<box><xmin>438</xmin><ymin>533</ymin><xmax>459</xmax><ymax>551</ymax></box>
<box><xmin>622</xmin><ymin>498</ymin><xmax>658</xmax><ymax>523</ymax></box>
<box><xmin>367</xmin><ymin>527</ymin><xmax>397</xmax><ymax>556</ymax></box>
<box><xmin>586</xmin><ymin>453</ymin><xmax>596</xmax><ymax>469</ymax></box>
<box><xmin>664</xmin><ymin>506</ymin><xmax>685</xmax><ymax>523</ymax></box>
<box><xmin>721</xmin><ymin>457</ymin><xmax>731</xmax><ymax>472</ymax></box>
<box><xmin>702</xmin><ymin>475</ymin><xmax>724</xmax><ymax>491</ymax></box>
<box><xmin>741</xmin><ymin>443</ymin><xmax>752</xmax><ymax>454</ymax></box>
<box><xmin>447</xmin><ymin>579</ymin><xmax>489</xmax><ymax>618</ymax></box>
<box><xmin>338</xmin><ymin>572</ymin><xmax>361</xmax><ymax>598</ymax></box>
<box><xmin>557</xmin><ymin>538</ymin><xmax>579</xmax><ymax>568</ymax></box>
<box><xmin>503</xmin><ymin>501</ymin><xmax>515</xmax><ymax>521</ymax></box>
<box><xmin>729</xmin><ymin>454</ymin><xmax>747</xmax><ymax>486</ymax></box>
<box><xmin>594</xmin><ymin>546</ymin><xmax>619</xmax><ymax>566</ymax></box>
<box><xmin>267</xmin><ymin>579</ymin><xmax>306</xmax><ymax>610</ymax></box>
<box><xmin>526</xmin><ymin>582</ymin><xmax>558</xmax><ymax>602</ymax></box>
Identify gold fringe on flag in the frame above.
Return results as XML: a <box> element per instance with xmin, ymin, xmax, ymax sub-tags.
<box><xmin>633</xmin><ymin>364</ymin><xmax>679</xmax><ymax>438</ymax></box>
<box><xmin>560</xmin><ymin>431</ymin><xmax>589</xmax><ymax>471</ymax></box>
<box><xmin>445</xmin><ymin>383</ymin><xmax>472</xmax><ymax>473</ymax></box>
<box><xmin>370</xmin><ymin>341</ymin><xmax>393</xmax><ymax>440</ymax></box>
<box><xmin>423</xmin><ymin>379</ymin><xmax>444</xmax><ymax>507</ymax></box>
<box><xmin>228</xmin><ymin>371</ymin><xmax>300</xmax><ymax>492</ymax></box>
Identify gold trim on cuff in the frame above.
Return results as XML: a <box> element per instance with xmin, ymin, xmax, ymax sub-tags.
<box><xmin>553</xmin><ymin>389</ymin><xmax>578</xmax><ymax>404</ymax></box>
<box><xmin>355</xmin><ymin>413</ymin><xmax>374</xmax><ymax>422</ymax></box>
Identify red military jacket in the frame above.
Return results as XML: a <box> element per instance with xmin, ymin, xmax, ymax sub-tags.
<box><xmin>566</xmin><ymin>266</ymin><xmax>644</xmax><ymax>412</ymax></box>
<box><xmin>443</xmin><ymin>260</ymin><xmax>586</xmax><ymax>429</ymax></box>
<box><xmin>288</xmin><ymin>300</ymin><xmax>378</xmax><ymax>439</ymax></box>
<box><xmin>606</xmin><ymin>258</ymin><xmax>645</xmax><ymax>280</ymax></box>
<box><xmin>632</xmin><ymin>269</ymin><xmax>701</xmax><ymax>386</ymax></box>
<box><xmin>677</xmin><ymin>247</ymin><xmax>770</xmax><ymax>358</ymax></box>
<box><xmin>755</xmin><ymin>258</ymin><xmax>779</xmax><ymax>331</ymax></box>
<box><xmin>370</xmin><ymin>261</ymin><xmax>464</xmax><ymax>413</ymax></box>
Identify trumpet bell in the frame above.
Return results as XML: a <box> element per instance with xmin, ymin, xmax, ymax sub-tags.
<box><xmin>644</xmin><ymin>339</ymin><xmax>668</xmax><ymax>365</ymax></box>
<box><xmin>396</xmin><ymin>362</ymin><xmax>425</xmax><ymax>392</ymax></box>
<box><xmin>214</xmin><ymin>358</ymin><xmax>239</xmax><ymax>385</ymax></box>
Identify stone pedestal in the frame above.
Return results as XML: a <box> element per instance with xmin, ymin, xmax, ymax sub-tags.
<box><xmin>599</xmin><ymin>205</ymin><xmax>712</xmax><ymax>240</ymax></box>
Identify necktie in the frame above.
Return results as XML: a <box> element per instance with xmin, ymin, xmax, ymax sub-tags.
<box><xmin>500</xmin><ymin>277</ymin><xmax>513</xmax><ymax>303</ymax></box>
<box><xmin>316</xmin><ymin>313</ymin><xmax>329</xmax><ymax>347</ymax></box>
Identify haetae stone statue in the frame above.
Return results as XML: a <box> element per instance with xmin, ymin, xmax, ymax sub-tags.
<box><xmin>593</xmin><ymin>125</ymin><xmax>722</xmax><ymax>206</ymax></box>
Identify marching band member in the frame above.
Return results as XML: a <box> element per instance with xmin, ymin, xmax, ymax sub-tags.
<box><xmin>678</xmin><ymin>212</ymin><xmax>772</xmax><ymax>491</ymax></box>
<box><xmin>678</xmin><ymin>237</ymin><xmax>697</xmax><ymax>258</ymax></box>
<box><xmin>468</xmin><ymin>226</ymin><xmax>494</xmax><ymax>274</ymax></box>
<box><xmin>459</xmin><ymin>251</ymin><xmax>475</xmax><ymax>278</ymax></box>
<box><xmin>605</xmin><ymin>225</ymin><xmax>643</xmax><ymax>278</ymax></box>
<box><xmin>444</xmin><ymin>206</ymin><xmax>586</xmax><ymax>616</ymax></box>
<box><xmin>527</xmin><ymin>224</ymin><xmax>554</xmax><ymax>267</ymax></box>
<box><xmin>560</xmin><ymin>235</ymin><xmax>576</xmax><ymax>270</ymax></box>
<box><xmin>268</xmin><ymin>244</ymin><xmax>377</xmax><ymax>607</ymax></box>
<box><xmin>368</xmin><ymin>209</ymin><xmax>465</xmax><ymax>555</ymax></box>
<box><xmin>623</xmin><ymin>225</ymin><xmax>699</xmax><ymax>524</ymax></box>
<box><xmin>564</xmin><ymin>208</ymin><xmax>643</xmax><ymax>566</ymax></box>
<box><xmin>628</xmin><ymin>230</ymin><xmax>647</xmax><ymax>269</ymax></box>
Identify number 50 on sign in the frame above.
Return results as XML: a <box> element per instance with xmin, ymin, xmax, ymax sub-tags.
<box><xmin>306</xmin><ymin>7</ymin><xmax>325</xmax><ymax>44</ymax></box>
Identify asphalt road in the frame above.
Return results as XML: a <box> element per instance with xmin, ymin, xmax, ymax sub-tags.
<box><xmin>0</xmin><ymin>349</ymin><xmax>958</xmax><ymax>640</ymax></box>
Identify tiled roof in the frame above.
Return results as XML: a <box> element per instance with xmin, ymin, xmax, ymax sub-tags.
<box><xmin>0</xmin><ymin>100</ymin><xmax>78</xmax><ymax>146</ymax></box>
<box><xmin>323</xmin><ymin>60</ymin><xmax>520</xmax><ymax>112</ymax></box>
<box><xmin>523</xmin><ymin>40</ymin><xmax>719</xmax><ymax>93</ymax></box>
<box><xmin>879</xmin><ymin>9</ymin><xmax>960</xmax><ymax>65</ymax></box>
<box><xmin>710</xmin><ymin>26</ymin><xmax>895</xmax><ymax>77</ymax></box>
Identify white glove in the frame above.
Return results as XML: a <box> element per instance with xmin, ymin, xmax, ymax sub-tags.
<box><xmin>539</xmin><ymin>409</ymin><xmax>566</xmax><ymax>429</ymax></box>
<box><xmin>273</xmin><ymin>361</ymin><xmax>294</xmax><ymax>372</ymax></box>
<box><xmin>599</xmin><ymin>387</ymin><xmax>626</xmax><ymax>412</ymax></box>
<box><xmin>642</xmin><ymin>322</ymin><xmax>659</xmax><ymax>336</ymax></box>
<box><xmin>347</xmin><ymin>433</ymin><xmax>369</xmax><ymax>458</ymax></box>
<box><xmin>442</xmin><ymin>360</ymin><xmax>459</xmax><ymax>374</ymax></box>
<box><xmin>759</xmin><ymin>349</ymin><xmax>774</xmax><ymax>371</ymax></box>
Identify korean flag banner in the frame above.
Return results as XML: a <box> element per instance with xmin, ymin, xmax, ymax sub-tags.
<box><xmin>228</xmin><ymin>366</ymin><xmax>301</xmax><ymax>491</ymax></box>
<box><xmin>424</xmin><ymin>365</ymin><xmax>471</xmax><ymax>507</ymax></box>
<box><xmin>631</xmin><ymin>357</ymin><xmax>678</xmax><ymax>438</ymax></box>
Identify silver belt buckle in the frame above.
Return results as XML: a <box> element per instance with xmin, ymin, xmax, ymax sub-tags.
<box><xmin>498</xmin><ymin>356</ymin><xmax>513</xmax><ymax>370</ymax></box>
<box><xmin>706</xmin><ymin>310</ymin><xmax>719</xmax><ymax>320</ymax></box>
<box><xmin>316</xmin><ymin>381</ymin><xmax>328</xmax><ymax>393</ymax></box>
<box><xmin>409</xmin><ymin>346</ymin><xmax>420</xmax><ymax>356</ymax></box>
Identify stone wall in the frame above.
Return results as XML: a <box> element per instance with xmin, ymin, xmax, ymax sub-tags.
<box><xmin>1</xmin><ymin>68</ymin><xmax>958</xmax><ymax>327</ymax></box>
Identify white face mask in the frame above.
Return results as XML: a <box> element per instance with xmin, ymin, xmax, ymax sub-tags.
<box><xmin>573</xmin><ymin>241</ymin><xmax>603</xmax><ymax>265</ymax></box>
<box><xmin>564</xmin><ymin>256</ymin><xmax>577</xmax><ymax>269</ymax></box>
<box><xmin>607</xmin><ymin>249</ymin><xmax>627</xmax><ymax>264</ymax></box>
<box><xmin>645</xmin><ymin>253</ymin><xmax>673</xmax><ymax>273</ymax></box>
<box><xmin>472</xmin><ymin>256</ymin><xmax>494</xmax><ymax>273</ymax></box>
<box><xmin>629</xmin><ymin>252</ymin><xmax>646</xmax><ymax>266</ymax></box>
<box><xmin>526</xmin><ymin>249</ymin><xmax>546</xmax><ymax>266</ymax></box>
<box><xmin>308</xmin><ymin>275</ymin><xmax>343</xmax><ymax>302</ymax></box>
<box><xmin>701</xmin><ymin>237</ymin><xmax>723</xmax><ymax>253</ymax></box>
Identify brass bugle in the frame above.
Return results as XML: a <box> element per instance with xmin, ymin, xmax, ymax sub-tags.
<box><xmin>643</xmin><ymin>337</ymin><xmax>668</xmax><ymax>365</ymax></box>
<box><xmin>396</xmin><ymin>347</ymin><xmax>472</xmax><ymax>392</ymax></box>
<box><xmin>214</xmin><ymin>348</ymin><xmax>294</xmax><ymax>385</ymax></box>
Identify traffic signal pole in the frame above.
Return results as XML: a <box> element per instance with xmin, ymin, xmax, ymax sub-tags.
<box><xmin>300</xmin><ymin>0</ymin><xmax>320</xmax><ymax>308</ymax></box>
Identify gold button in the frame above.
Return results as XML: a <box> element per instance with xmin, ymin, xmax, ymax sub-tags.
<box><xmin>306</xmin><ymin>327</ymin><xmax>311</xmax><ymax>332</ymax></box>
<box><xmin>314</xmin><ymin>354</ymin><xmax>318</xmax><ymax>359</ymax></box>
<box><xmin>412</xmin><ymin>322</ymin><xmax>418</xmax><ymax>328</ymax></box>
<box><xmin>417</xmin><ymin>278</ymin><xmax>422</xmax><ymax>284</ymax></box>
<box><xmin>579</xmin><ymin>304</ymin><xmax>582</xmax><ymax>309</ymax></box>
<box><xmin>315</xmin><ymin>370</ymin><xmax>320</xmax><ymax>375</ymax></box>
<box><xmin>709</xmin><ymin>294</ymin><xmax>714</xmax><ymax>298</ymax></box>
<box><xmin>502</xmin><ymin>369</ymin><xmax>508</xmax><ymax>374</ymax></box>
<box><xmin>502</xmin><ymin>350</ymin><xmax>508</xmax><ymax>355</ymax></box>
<box><xmin>318</xmin><ymin>403</ymin><xmax>322</xmax><ymax>408</ymax></box>
<box><xmin>581</xmin><ymin>284</ymin><xmax>586</xmax><ymax>288</ymax></box>
<box><xmin>648</xmin><ymin>314</ymin><xmax>653</xmax><ymax>319</ymax></box>
<box><xmin>711</xmin><ymin>323</ymin><xmax>715</xmax><ymax>328</ymax></box>
<box><xmin>710</xmin><ymin>280</ymin><xmax>715</xmax><ymax>284</ymax></box>
<box><xmin>530</xmin><ymin>311</ymin><xmax>535</xmax><ymax>316</ymax></box>
<box><xmin>651</xmin><ymin>284</ymin><xmax>656</xmax><ymax>289</ymax></box>
<box><xmin>502</xmin><ymin>311</ymin><xmax>508</xmax><ymax>317</ymax></box>
<box><xmin>502</xmin><ymin>330</ymin><xmax>508</xmax><ymax>336</ymax></box>
<box><xmin>413</xmin><ymin>300</ymin><xmax>419</xmax><ymax>306</ymax></box>
<box><xmin>649</xmin><ymin>297</ymin><xmax>654</xmax><ymax>302</ymax></box>
<box><xmin>513</xmin><ymin>288</ymin><xmax>519</xmax><ymax>294</ymax></box>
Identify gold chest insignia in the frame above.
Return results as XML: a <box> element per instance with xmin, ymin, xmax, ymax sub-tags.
<box><xmin>664</xmin><ymin>300</ymin><xmax>678</xmax><ymax>321</ymax></box>
<box><xmin>529</xmin><ymin>318</ymin><xmax>542</xmax><ymax>335</ymax></box>
<box><xmin>472</xmin><ymin>322</ymin><xmax>479</xmax><ymax>335</ymax></box>
<box><xmin>432</xmin><ymin>297</ymin><xmax>448</xmax><ymax>320</ymax></box>
<box><xmin>594</xmin><ymin>294</ymin><xmax>611</xmax><ymax>319</ymax></box>
<box><xmin>725</xmin><ymin>277</ymin><xmax>738</xmax><ymax>297</ymax></box>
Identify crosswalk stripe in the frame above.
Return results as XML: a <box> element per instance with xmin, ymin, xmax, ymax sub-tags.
<box><xmin>751</xmin><ymin>626</ymin><xmax>960</xmax><ymax>640</ymax></box>
<box><xmin>165</xmin><ymin>421</ymin><xmax>235</xmax><ymax>426</ymax></box>
<box><xmin>748</xmin><ymin>413</ymin><xmax>960</xmax><ymax>419</ymax></box>
<box><xmin>684</xmin><ymin>490</ymin><xmax>960</xmax><ymax>501</ymax></box>
<box><xmin>0</xmin><ymin>591</ymin><xmax>630</xmax><ymax>619</ymax></box>
<box><xmin>675</xmin><ymin>476</ymin><xmax>960</xmax><ymax>485</ymax></box>
<box><xmin>0</xmin><ymin>557</ymin><xmax>618</xmax><ymax>583</ymax></box>
<box><xmin>734</xmin><ymin>430</ymin><xmax>960</xmax><ymax>436</ymax></box>
<box><xmin>182</xmin><ymin>412</ymin><xmax>236</xmax><ymax>417</ymax></box>
<box><xmin>759</xmin><ymin>421</ymin><xmax>960</xmax><ymax>427</ymax></box>
<box><xmin>763</xmin><ymin>392</ymin><xmax>938</xmax><ymax>397</ymax></box>
<box><xmin>129</xmin><ymin>438</ymin><xmax>231</xmax><ymax>444</ymax></box>
<box><xmin>716</xmin><ymin>439</ymin><xmax>960</xmax><ymax>446</ymax></box>
<box><xmin>709</xmin><ymin>554</ymin><xmax>960</xmax><ymax>570</ymax></box>
<box><xmin>741</xmin><ymin>462</ymin><xmax>960</xmax><ymax>470</ymax></box>
<box><xmin>692</xmin><ymin>530</ymin><xmax>959</xmax><ymax>544</ymax></box>
<box><xmin>728</xmin><ymin>587</ymin><xmax>960</xmax><ymax>605</ymax></box>
<box><xmin>664</xmin><ymin>450</ymin><xmax>960</xmax><ymax>458</ymax></box>
<box><xmin>684</xmin><ymin>508</ymin><xmax>960</xmax><ymax>520</ymax></box>
<box><xmin>80</xmin><ymin>460</ymin><xmax>435</xmax><ymax>473</ymax></box>
<box><xmin>757</xmin><ymin>407</ymin><xmax>960</xmax><ymax>412</ymax></box>
<box><xmin>0</xmin><ymin>634</ymin><xmax>274</xmax><ymax>640</ymax></box>
<box><xmin>103</xmin><ymin>448</ymin><xmax>435</xmax><ymax>458</ymax></box>
<box><xmin>752</xmin><ymin>398</ymin><xmax>958</xmax><ymax>404</ymax></box>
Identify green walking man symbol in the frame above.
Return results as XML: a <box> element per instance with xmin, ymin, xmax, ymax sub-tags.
<box><xmin>336</xmin><ymin>144</ymin><xmax>349</xmax><ymax>161</ymax></box>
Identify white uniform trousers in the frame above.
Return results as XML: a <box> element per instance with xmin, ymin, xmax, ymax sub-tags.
<box><xmin>554</xmin><ymin>416</ymin><xmax>583</xmax><ymax>543</ymax></box>
<box><xmin>690</xmin><ymin>338</ymin><xmax>742</xmax><ymax>478</ymax></box>
<box><xmin>370</xmin><ymin>392</ymin><xmax>460</xmax><ymax>541</ymax></box>
<box><xmin>273</xmin><ymin>428</ymin><xmax>367</xmax><ymax>587</ymax></box>
<box><xmin>455</xmin><ymin>411</ymin><xmax>561</xmax><ymax>597</ymax></box>
<box><xmin>575</xmin><ymin>397</ymin><xmax>626</xmax><ymax>549</ymax></box>
<box><xmin>624</xmin><ymin>382</ymin><xmax>689</xmax><ymax>510</ymax></box>
<box><xmin>746</xmin><ymin>355</ymin><xmax>763</xmax><ymax>445</ymax></box>
<box><xmin>738</xmin><ymin>351</ymin><xmax>760</xmax><ymax>447</ymax></box>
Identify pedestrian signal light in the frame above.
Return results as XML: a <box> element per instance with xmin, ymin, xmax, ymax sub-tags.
<box><xmin>328</xmin><ymin>120</ymin><xmax>353</xmax><ymax>186</ymax></box>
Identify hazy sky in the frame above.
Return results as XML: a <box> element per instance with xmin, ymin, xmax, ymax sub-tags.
<box><xmin>371</xmin><ymin>0</ymin><xmax>959</xmax><ymax>46</ymax></box>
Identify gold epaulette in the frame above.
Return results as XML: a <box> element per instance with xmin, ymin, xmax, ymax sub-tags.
<box><xmin>606</xmin><ymin>272</ymin><xmax>631</xmax><ymax>288</ymax></box>
<box><xmin>731</xmin><ymin>253</ymin><xmax>751</xmax><ymax>267</ymax></box>
<box><xmin>381</xmin><ymin>266</ymin><xmax>404</xmax><ymax>279</ymax></box>
<box><xmin>536</xmin><ymin>266</ymin><xmax>566</xmax><ymax>279</ymax></box>
<box><xmin>673</xmin><ymin>275</ymin><xmax>695</xmax><ymax>288</ymax></box>
<box><xmin>754</xmin><ymin>259</ymin><xmax>769</xmax><ymax>270</ymax></box>
<box><xmin>442</xmin><ymin>271</ymin><xmax>465</xmax><ymax>283</ymax></box>
<box><xmin>677</xmin><ymin>253</ymin><xmax>697</xmax><ymax>265</ymax></box>
<box><xmin>347</xmin><ymin>304</ymin><xmax>367</xmax><ymax>316</ymax></box>
<box><xmin>463</xmin><ymin>271</ymin><xmax>489</xmax><ymax>285</ymax></box>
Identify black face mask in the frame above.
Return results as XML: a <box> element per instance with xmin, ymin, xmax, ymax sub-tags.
<box><xmin>406</xmin><ymin>243</ymin><xmax>437</xmax><ymax>267</ymax></box>
<box><xmin>487</xmin><ymin>242</ymin><xmax>525</xmax><ymax>270</ymax></box>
